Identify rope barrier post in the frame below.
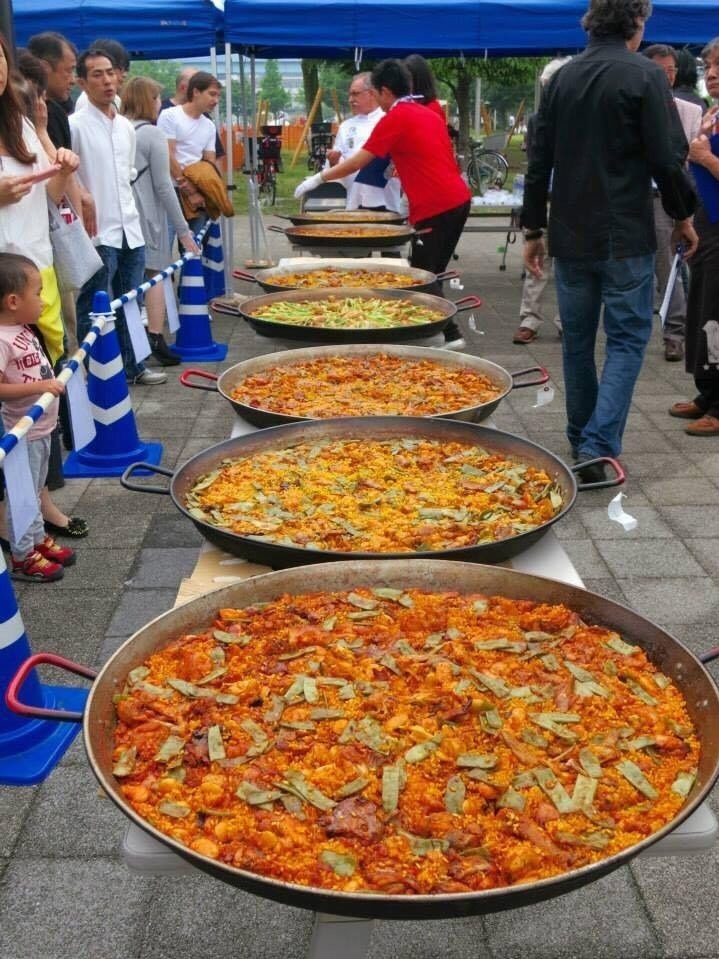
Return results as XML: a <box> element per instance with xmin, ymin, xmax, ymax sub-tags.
<box><xmin>63</xmin><ymin>291</ymin><xmax>163</xmax><ymax>478</ymax></box>
<box><xmin>202</xmin><ymin>219</ymin><xmax>226</xmax><ymax>299</ymax></box>
<box><xmin>171</xmin><ymin>251</ymin><xmax>228</xmax><ymax>362</ymax></box>
<box><xmin>0</xmin><ymin>548</ymin><xmax>87</xmax><ymax>785</ymax></box>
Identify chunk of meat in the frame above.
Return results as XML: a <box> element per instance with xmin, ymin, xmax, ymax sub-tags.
<box><xmin>320</xmin><ymin>796</ymin><xmax>384</xmax><ymax>842</ymax></box>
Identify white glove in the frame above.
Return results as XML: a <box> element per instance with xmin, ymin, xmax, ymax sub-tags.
<box><xmin>294</xmin><ymin>172</ymin><xmax>323</xmax><ymax>199</ymax></box>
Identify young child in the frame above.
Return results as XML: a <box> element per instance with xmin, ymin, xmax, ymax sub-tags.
<box><xmin>0</xmin><ymin>252</ymin><xmax>75</xmax><ymax>581</ymax></box>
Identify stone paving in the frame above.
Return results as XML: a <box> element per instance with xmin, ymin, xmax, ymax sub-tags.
<box><xmin>1</xmin><ymin>218</ymin><xmax>718</xmax><ymax>959</ymax></box>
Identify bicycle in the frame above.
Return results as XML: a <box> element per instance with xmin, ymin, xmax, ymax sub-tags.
<box><xmin>256</xmin><ymin>157</ymin><xmax>278</xmax><ymax>206</ymax></box>
<box><xmin>466</xmin><ymin>143</ymin><xmax>510</xmax><ymax>195</ymax></box>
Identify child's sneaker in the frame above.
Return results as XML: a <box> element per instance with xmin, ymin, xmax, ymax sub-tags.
<box><xmin>11</xmin><ymin>550</ymin><xmax>64</xmax><ymax>582</ymax></box>
<box><xmin>35</xmin><ymin>535</ymin><xmax>76</xmax><ymax>567</ymax></box>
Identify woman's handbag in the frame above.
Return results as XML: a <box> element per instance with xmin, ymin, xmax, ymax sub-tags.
<box><xmin>47</xmin><ymin>197</ymin><xmax>103</xmax><ymax>292</ymax></box>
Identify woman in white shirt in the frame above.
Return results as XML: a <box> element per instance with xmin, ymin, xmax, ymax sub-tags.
<box><xmin>121</xmin><ymin>77</ymin><xmax>198</xmax><ymax>366</ymax></box>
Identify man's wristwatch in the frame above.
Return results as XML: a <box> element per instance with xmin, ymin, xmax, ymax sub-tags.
<box><xmin>523</xmin><ymin>229</ymin><xmax>544</xmax><ymax>241</ymax></box>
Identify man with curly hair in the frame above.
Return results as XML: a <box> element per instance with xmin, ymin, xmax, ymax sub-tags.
<box><xmin>521</xmin><ymin>0</ymin><xmax>698</xmax><ymax>482</ymax></box>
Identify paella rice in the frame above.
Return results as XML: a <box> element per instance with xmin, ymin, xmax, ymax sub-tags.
<box><xmin>231</xmin><ymin>354</ymin><xmax>502</xmax><ymax>418</ymax></box>
<box><xmin>292</xmin><ymin>226</ymin><xmax>407</xmax><ymax>238</ymax></box>
<box><xmin>263</xmin><ymin>268</ymin><xmax>425</xmax><ymax>289</ymax></box>
<box><xmin>184</xmin><ymin>437</ymin><xmax>563</xmax><ymax>553</ymax></box>
<box><xmin>112</xmin><ymin>587</ymin><xmax>699</xmax><ymax>895</ymax></box>
<box><xmin>247</xmin><ymin>296</ymin><xmax>443</xmax><ymax>330</ymax></box>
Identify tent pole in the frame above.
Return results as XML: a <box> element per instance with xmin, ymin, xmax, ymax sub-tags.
<box><xmin>223</xmin><ymin>42</ymin><xmax>234</xmax><ymax>293</ymax></box>
<box><xmin>238</xmin><ymin>51</ymin><xmax>257</xmax><ymax>263</ymax></box>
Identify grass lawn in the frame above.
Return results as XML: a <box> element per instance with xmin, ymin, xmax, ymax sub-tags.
<box><xmin>231</xmin><ymin>139</ymin><xmax>528</xmax><ymax>215</ymax></box>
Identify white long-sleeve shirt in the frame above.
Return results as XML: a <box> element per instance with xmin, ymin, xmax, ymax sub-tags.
<box><xmin>331</xmin><ymin>107</ymin><xmax>401</xmax><ymax>211</ymax></box>
<box><xmin>69</xmin><ymin>102</ymin><xmax>144</xmax><ymax>249</ymax></box>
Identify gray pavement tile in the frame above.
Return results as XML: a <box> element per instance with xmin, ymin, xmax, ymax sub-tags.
<box><xmin>133</xmin><ymin>414</ymin><xmax>202</xmax><ymax>438</ymax></box>
<box><xmin>632</xmin><ymin>852</ymin><xmax>719</xmax><ymax>959</ymax></box>
<box><xmin>0</xmin><ymin>786</ymin><xmax>35</xmax><ymax>857</ymax></box>
<box><xmin>621</xmin><ymin>452</ymin><xmax>703</xmax><ymax>479</ymax></box>
<box><xmin>637</xmin><ymin>477</ymin><xmax>719</xmax><ymax>506</ymax></box>
<box><xmin>105</xmin><ymin>588</ymin><xmax>179</xmax><ymax>637</ymax></box>
<box><xmin>581</xmin><ymin>578</ymin><xmax>630</xmax><ymax>607</ymax></box>
<box><xmin>58</xmin><ymin>733</ymin><xmax>90</xmax><ymax>766</ymax></box>
<box><xmin>616</xmin><ymin>577</ymin><xmax>719</xmax><ymax>626</ymax></box>
<box><xmin>366</xmin><ymin>917</ymin><xmax>491</xmax><ymax>959</ymax></box>
<box><xmin>127</xmin><ymin>547</ymin><xmax>199</xmax><ymax>588</ymax></box>
<box><xmin>45</xmin><ymin>478</ymin><xmax>92</xmax><ymax>512</ymax></box>
<box><xmin>0</xmin><ymin>858</ymin><xmax>154</xmax><ymax>959</ymax></box>
<box><xmin>559</xmin><ymin>539</ymin><xmax>612</xmax><ymax>579</ymax></box>
<box><xmin>631</xmin><ymin>393</ymin><xmax>684</xmax><ymax>413</ymax></box>
<box><xmin>518</xmin><ymin>409</ymin><xmax>571</xmax><ymax>433</ymax></box>
<box><xmin>667</xmin><ymin>429</ymin><xmax>719</xmax><ymax>453</ymax></box>
<box><xmin>552</xmin><ymin>510</ymin><xmax>588</xmax><ymax>540</ymax></box>
<box><xmin>581</xmin><ymin>506</ymin><xmax>675</xmax><ymax>539</ymax></box>
<box><xmin>685</xmin><ymin>539</ymin><xmax>719</xmax><ymax>578</ymax></box>
<box><xmin>14</xmin><ymin>589</ymin><xmax>118</xmax><ymax>663</ymax></box>
<box><xmin>144</xmin><ymin>513</ymin><xmax>204</xmax><ymax>548</ymax></box>
<box><xmin>48</xmin><ymin>548</ymin><xmax>137</xmax><ymax>592</ymax></box>
<box><xmin>595</xmin><ymin>540</ymin><xmax>706</xmax><ymax>579</ymax></box>
<box><xmin>140</xmin><ymin>873</ymin><xmax>313</xmax><ymax>959</ymax></box>
<box><xmin>484</xmin><ymin>867</ymin><xmax>660</xmax><ymax>959</ymax></box>
<box><xmin>660</xmin><ymin>621</ymin><xmax>719</xmax><ymax>665</ymax></box>
<box><xmin>658</xmin><ymin>506</ymin><xmax>719</xmax><ymax>539</ymax></box>
<box><xmin>14</xmin><ymin>765</ymin><xmax>127</xmax><ymax>859</ymax></box>
<box><xmin>620</xmin><ymin>430</ymin><xmax>678</xmax><ymax>453</ymax></box>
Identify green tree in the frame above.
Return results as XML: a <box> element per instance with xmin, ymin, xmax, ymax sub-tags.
<box><xmin>260</xmin><ymin>59</ymin><xmax>291</xmax><ymax>116</ymax></box>
<box><xmin>301</xmin><ymin>59</ymin><xmax>320</xmax><ymax>117</ymax></box>
<box><xmin>318</xmin><ymin>62</ymin><xmax>354</xmax><ymax>118</ymax></box>
<box><xmin>431</xmin><ymin>57</ymin><xmax>547</xmax><ymax>157</ymax></box>
<box><xmin>128</xmin><ymin>60</ymin><xmax>182</xmax><ymax>100</ymax></box>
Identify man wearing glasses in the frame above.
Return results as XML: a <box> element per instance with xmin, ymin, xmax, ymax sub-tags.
<box><xmin>643</xmin><ymin>44</ymin><xmax>703</xmax><ymax>362</ymax></box>
<box><xmin>326</xmin><ymin>72</ymin><xmax>401</xmax><ymax>212</ymax></box>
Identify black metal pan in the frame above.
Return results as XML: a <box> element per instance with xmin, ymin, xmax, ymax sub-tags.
<box><xmin>179</xmin><ymin>344</ymin><xmax>549</xmax><ymax>428</ymax></box>
<box><xmin>233</xmin><ymin>259</ymin><xmax>459</xmax><ymax>295</ymax></box>
<box><xmin>275</xmin><ymin>210</ymin><xmax>407</xmax><ymax>225</ymax></box>
<box><xmin>120</xmin><ymin>417</ymin><xmax>623</xmax><ymax>569</ymax></box>
<box><xmin>236</xmin><ymin>287</ymin><xmax>482</xmax><ymax>343</ymax></box>
<box><xmin>268</xmin><ymin>222</ymin><xmax>427</xmax><ymax>249</ymax></box>
<box><xmin>8</xmin><ymin>559</ymin><xmax>718</xmax><ymax>919</ymax></box>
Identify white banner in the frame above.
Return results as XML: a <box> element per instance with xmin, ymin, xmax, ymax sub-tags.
<box><xmin>163</xmin><ymin>277</ymin><xmax>180</xmax><ymax>334</ymax></box>
<box><xmin>123</xmin><ymin>298</ymin><xmax>151</xmax><ymax>363</ymax></box>
<box><xmin>4</xmin><ymin>437</ymin><xmax>37</xmax><ymax>544</ymax></box>
<box><xmin>66</xmin><ymin>368</ymin><xmax>96</xmax><ymax>451</ymax></box>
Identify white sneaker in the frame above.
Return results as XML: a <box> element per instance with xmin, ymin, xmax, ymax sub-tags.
<box><xmin>140</xmin><ymin>306</ymin><xmax>149</xmax><ymax>327</ymax></box>
<box><xmin>132</xmin><ymin>369</ymin><xmax>167</xmax><ymax>385</ymax></box>
<box><xmin>442</xmin><ymin>336</ymin><xmax>467</xmax><ymax>351</ymax></box>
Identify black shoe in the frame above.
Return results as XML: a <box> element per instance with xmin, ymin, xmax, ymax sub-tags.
<box><xmin>575</xmin><ymin>455</ymin><xmax>607</xmax><ymax>484</ymax></box>
<box><xmin>148</xmin><ymin>332</ymin><xmax>181</xmax><ymax>367</ymax></box>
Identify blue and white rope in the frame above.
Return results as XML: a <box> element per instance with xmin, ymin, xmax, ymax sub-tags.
<box><xmin>0</xmin><ymin>225</ymin><xmax>209</xmax><ymax>465</ymax></box>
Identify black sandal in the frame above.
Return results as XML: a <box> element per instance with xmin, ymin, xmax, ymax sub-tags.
<box><xmin>44</xmin><ymin>517</ymin><xmax>89</xmax><ymax>539</ymax></box>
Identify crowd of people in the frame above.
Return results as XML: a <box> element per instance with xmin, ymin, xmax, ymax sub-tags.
<box><xmin>0</xmin><ymin>31</ymin><xmax>228</xmax><ymax>582</ymax></box>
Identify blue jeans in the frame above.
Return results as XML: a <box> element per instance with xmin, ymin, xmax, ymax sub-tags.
<box><xmin>554</xmin><ymin>254</ymin><xmax>655</xmax><ymax>459</ymax></box>
<box><xmin>76</xmin><ymin>238</ymin><xmax>146</xmax><ymax>380</ymax></box>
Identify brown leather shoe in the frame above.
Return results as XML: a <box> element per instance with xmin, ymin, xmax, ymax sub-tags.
<box><xmin>685</xmin><ymin>414</ymin><xmax>719</xmax><ymax>436</ymax></box>
<box><xmin>669</xmin><ymin>400</ymin><xmax>704</xmax><ymax>419</ymax></box>
<box><xmin>664</xmin><ymin>340</ymin><xmax>684</xmax><ymax>362</ymax></box>
<box><xmin>513</xmin><ymin>326</ymin><xmax>537</xmax><ymax>344</ymax></box>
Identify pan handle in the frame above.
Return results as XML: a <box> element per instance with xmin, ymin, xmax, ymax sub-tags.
<box><xmin>6</xmin><ymin>653</ymin><xmax>96</xmax><ymax>723</ymax></box>
<box><xmin>272</xmin><ymin>214</ymin><xmax>292</xmax><ymax>220</ymax></box>
<box><xmin>267</xmin><ymin>225</ymin><xmax>285</xmax><ymax>234</ymax></box>
<box><xmin>179</xmin><ymin>369</ymin><xmax>219</xmax><ymax>392</ymax></box>
<box><xmin>436</xmin><ymin>270</ymin><xmax>460</xmax><ymax>282</ymax></box>
<box><xmin>510</xmin><ymin>365</ymin><xmax>550</xmax><ymax>389</ymax></box>
<box><xmin>232</xmin><ymin>269</ymin><xmax>258</xmax><ymax>284</ymax></box>
<box><xmin>414</xmin><ymin>227</ymin><xmax>433</xmax><ymax>236</ymax></box>
<box><xmin>453</xmin><ymin>295</ymin><xmax>483</xmax><ymax>313</ymax></box>
<box><xmin>700</xmin><ymin>647</ymin><xmax>719</xmax><ymax>664</ymax></box>
<box><xmin>120</xmin><ymin>462</ymin><xmax>174</xmax><ymax>495</ymax></box>
<box><xmin>570</xmin><ymin>457</ymin><xmax>626</xmax><ymax>492</ymax></box>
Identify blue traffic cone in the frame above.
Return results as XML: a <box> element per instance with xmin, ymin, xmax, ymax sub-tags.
<box><xmin>172</xmin><ymin>254</ymin><xmax>228</xmax><ymax>362</ymax></box>
<box><xmin>0</xmin><ymin>551</ymin><xmax>88</xmax><ymax>785</ymax></box>
<box><xmin>202</xmin><ymin>219</ymin><xmax>226</xmax><ymax>300</ymax></box>
<box><xmin>63</xmin><ymin>291</ymin><xmax>163</xmax><ymax>477</ymax></box>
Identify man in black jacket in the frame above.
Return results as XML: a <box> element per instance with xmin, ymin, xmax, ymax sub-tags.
<box><xmin>521</xmin><ymin>0</ymin><xmax>698</xmax><ymax>482</ymax></box>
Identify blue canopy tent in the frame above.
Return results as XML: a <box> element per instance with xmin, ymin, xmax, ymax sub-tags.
<box><xmin>224</xmin><ymin>0</ymin><xmax>719</xmax><ymax>57</ymax></box>
<box><xmin>13</xmin><ymin>0</ymin><xmax>221</xmax><ymax>59</ymax></box>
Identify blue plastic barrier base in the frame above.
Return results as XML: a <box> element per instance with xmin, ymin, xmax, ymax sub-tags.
<box><xmin>62</xmin><ymin>441</ymin><xmax>164</xmax><ymax>478</ymax></box>
<box><xmin>0</xmin><ymin>684</ymin><xmax>88</xmax><ymax>786</ymax></box>
<box><xmin>171</xmin><ymin>342</ymin><xmax>228</xmax><ymax>363</ymax></box>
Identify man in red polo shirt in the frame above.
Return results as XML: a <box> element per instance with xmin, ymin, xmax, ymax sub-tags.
<box><xmin>295</xmin><ymin>59</ymin><xmax>471</xmax><ymax>348</ymax></box>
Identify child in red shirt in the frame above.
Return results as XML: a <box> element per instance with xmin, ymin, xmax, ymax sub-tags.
<box><xmin>0</xmin><ymin>253</ymin><xmax>75</xmax><ymax>581</ymax></box>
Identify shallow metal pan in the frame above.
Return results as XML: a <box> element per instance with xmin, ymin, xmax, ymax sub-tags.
<box><xmin>268</xmin><ymin>223</ymin><xmax>425</xmax><ymax>249</ymax></box>
<box><xmin>8</xmin><ymin>559</ymin><xmax>718</xmax><ymax>919</ymax></box>
<box><xmin>120</xmin><ymin>417</ymin><xmax>623</xmax><ymax>569</ymax></box>
<box><xmin>236</xmin><ymin>287</ymin><xmax>481</xmax><ymax>344</ymax></box>
<box><xmin>180</xmin><ymin>343</ymin><xmax>548</xmax><ymax>428</ymax></box>
<box><xmin>233</xmin><ymin>259</ymin><xmax>459</xmax><ymax>295</ymax></box>
<box><xmin>275</xmin><ymin>210</ymin><xmax>407</xmax><ymax>226</ymax></box>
